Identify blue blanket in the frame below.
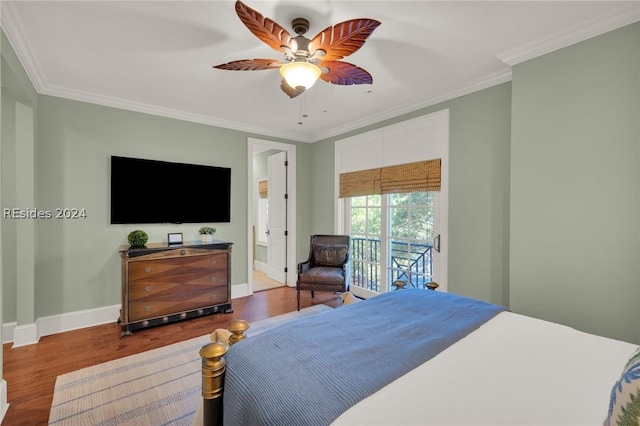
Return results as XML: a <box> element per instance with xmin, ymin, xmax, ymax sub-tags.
<box><xmin>223</xmin><ymin>289</ymin><xmax>507</xmax><ymax>425</ymax></box>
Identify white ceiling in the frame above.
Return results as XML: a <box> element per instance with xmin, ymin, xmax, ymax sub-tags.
<box><xmin>2</xmin><ymin>1</ymin><xmax>639</xmax><ymax>142</ymax></box>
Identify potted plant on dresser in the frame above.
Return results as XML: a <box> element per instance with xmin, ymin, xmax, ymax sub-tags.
<box><xmin>127</xmin><ymin>229</ymin><xmax>149</xmax><ymax>248</ymax></box>
<box><xmin>199</xmin><ymin>226</ymin><xmax>216</xmax><ymax>243</ymax></box>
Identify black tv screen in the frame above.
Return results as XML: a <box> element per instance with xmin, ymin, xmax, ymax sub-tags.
<box><xmin>110</xmin><ymin>156</ymin><xmax>231</xmax><ymax>224</ymax></box>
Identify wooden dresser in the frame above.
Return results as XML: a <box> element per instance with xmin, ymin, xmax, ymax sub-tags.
<box><xmin>118</xmin><ymin>240</ymin><xmax>233</xmax><ymax>336</ymax></box>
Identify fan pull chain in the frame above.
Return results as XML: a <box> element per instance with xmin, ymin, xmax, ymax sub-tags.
<box><xmin>298</xmin><ymin>102</ymin><xmax>303</xmax><ymax>125</ymax></box>
<box><xmin>298</xmin><ymin>95</ymin><xmax>309</xmax><ymax>125</ymax></box>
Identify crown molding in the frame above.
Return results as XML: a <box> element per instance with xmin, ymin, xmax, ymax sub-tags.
<box><xmin>39</xmin><ymin>83</ymin><xmax>314</xmax><ymax>142</ymax></box>
<box><xmin>310</xmin><ymin>68</ymin><xmax>512</xmax><ymax>142</ymax></box>
<box><xmin>0</xmin><ymin>1</ymin><xmax>312</xmax><ymax>143</ymax></box>
<box><xmin>0</xmin><ymin>2</ymin><xmax>46</xmax><ymax>92</ymax></box>
<box><xmin>0</xmin><ymin>0</ymin><xmax>510</xmax><ymax>144</ymax></box>
<box><xmin>498</xmin><ymin>7</ymin><xmax>640</xmax><ymax>66</ymax></box>
<box><xmin>3</xmin><ymin>2</ymin><xmax>636</xmax><ymax>144</ymax></box>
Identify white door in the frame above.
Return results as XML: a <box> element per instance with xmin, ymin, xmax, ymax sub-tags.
<box><xmin>267</xmin><ymin>151</ymin><xmax>287</xmax><ymax>283</ymax></box>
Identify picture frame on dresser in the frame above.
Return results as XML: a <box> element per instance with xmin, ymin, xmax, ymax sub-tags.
<box><xmin>167</xmin><ymin>232</ymin><xmax>183</xmax><ymax>245</ymax></box>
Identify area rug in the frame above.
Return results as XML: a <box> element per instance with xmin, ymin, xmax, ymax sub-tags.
<box><xmin>48</xmin><ymin>304</ymin><xmax>333</xmax><ymax>426</ymax></box>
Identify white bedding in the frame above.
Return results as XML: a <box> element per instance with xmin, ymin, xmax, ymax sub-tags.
<box><xmin>334</xmin><ymin>311</ymin><xmax>638</xmax><ymax>426</ymax></box>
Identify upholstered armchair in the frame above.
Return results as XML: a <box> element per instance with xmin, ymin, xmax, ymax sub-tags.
<box><xmin>296</xmin><ymin>235</ymin><xmax>350</xmax><ymax>310</ymax></box>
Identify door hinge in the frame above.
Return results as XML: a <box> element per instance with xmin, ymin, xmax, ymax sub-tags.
<box><xmin>284</xmin><ymin>230</ymin><xmax>288</xmax><ymax>236</ymax></box>
<box><xmin>284</xmin><ymin>267</ymin><xmax>288</xmax><ymax>273</ymax></box>
<box><xmin>284</xmin><ymin>193</ymin><xmax>288</xmax><ymax>199</ymax></box>
<box><xmin>284</xmin><ymin>160</ymin><xmax>288</xmax><ymax>166</ymax></box>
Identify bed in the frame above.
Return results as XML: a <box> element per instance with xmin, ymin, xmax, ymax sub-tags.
<box><xmin>197</xmin><ymin>289</ymin><xmax>640</xmax><ymax>426</ymax></box>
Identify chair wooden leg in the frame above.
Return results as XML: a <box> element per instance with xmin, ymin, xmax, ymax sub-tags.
<box><xmin>297</xmin><ymin>289</ymin><xmax>300</xmax><ymax>311</ymax></box>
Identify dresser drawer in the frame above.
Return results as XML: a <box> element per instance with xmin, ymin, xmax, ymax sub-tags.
<box><xmin>128</xmin><ymin>270</ymin><xmax>228</xmax><ymax>301</ymax></box>
<box><xmin>128</xmin><ymin>286</ymin><xmax>228</xmax><ymax>321</ymax></box>
<box><xmin>128</xmin><ymin>253</ymin><xmax>227</xmax><ymax>281</ymax></box>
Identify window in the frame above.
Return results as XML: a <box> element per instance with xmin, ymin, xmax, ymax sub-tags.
<box><xmin>388</xmin><ymin>192</ymin><xmax>434</xmax><ymax>289</ymax></box>
<box><xmin>349</xmin><ymin>194</ymin><xmax>382</xmax><ymax>292</ymax></box>
<box><xmin>347</xmin><ymin>191</ymin><xmax>434</xmax><ymax>296</ymax></box>
<box><xmin>256</xmin><ymin>179</ymin><xmax>269</xmax><ymax>245</ymax></box>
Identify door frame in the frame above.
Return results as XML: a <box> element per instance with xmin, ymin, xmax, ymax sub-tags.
<box><xmin>247</xmin><ymin>137</ymin><xmax>297</xmax><ymax>294</ymax></box>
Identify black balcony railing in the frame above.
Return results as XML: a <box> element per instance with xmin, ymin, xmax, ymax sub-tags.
<box><xmin>351</xmin><ymin>237</ymin><xmax>433</xmax><ymax>292</ymax></box>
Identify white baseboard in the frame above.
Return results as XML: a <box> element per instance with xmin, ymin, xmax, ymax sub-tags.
<box><xmin>0</xmin><ymin>380</ymin><xmax>8</xmax><ymax>424</ymax></box>
<box><xmin>253</xmin><ymin>260</ymin><xmax>268</xmax><ymax>274</ymax></box>
<box><xmin>3</xmin><ymin>284</ymin><xmax>252</xmax><ymax>345</ymax></box>
<box><xmin>9</xmin><ymin>304</ymin><xmax>121</xmax><ymax>347</ymax></box>
<box><xmin>36</xmin><ymin>304</ymin><xmax>122</xmax><ymax>341</ymax></box>
<box><xmin>2</xmin><ymin>322</ymin><xmax>16</xmax><ymax>344</ymax></box>
<box><xmin>231</xmin><ymin>282</ymin><xmax>250</xmax><ymax>299</ymax></box>
<box><xmin>12</xmin><ymin>323</ymin><xmax>39</xmax><ymax>347</ymax></box>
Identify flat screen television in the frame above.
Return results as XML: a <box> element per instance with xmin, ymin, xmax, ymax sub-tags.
<box><xmin>110</xmin><ymin>156</ymin><xmax>231</xmax><ymax>224</ymax></box>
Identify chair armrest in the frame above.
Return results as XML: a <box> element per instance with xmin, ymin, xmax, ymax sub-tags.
<box><xmin>341</xmin><ymin>252</ymin><xmax>350</xmax><ymax>272</ymax></box>
<box><xmin>298</xmin><ymin>259</ymin><xmax>313</xmax><ymax>274</ymax></box>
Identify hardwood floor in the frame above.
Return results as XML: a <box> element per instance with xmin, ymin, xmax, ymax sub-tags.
<box><xmin>252</xmin><ymin>269</ymin><xmax>285</xmax><ymax>292</ymax></box>
<box><xmin>2</xmin><ymin>286</ymin><xmax>342</xmax><ymax>426</ymax></box>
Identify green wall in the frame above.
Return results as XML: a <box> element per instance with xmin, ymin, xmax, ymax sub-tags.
<box><xmin>34</xmin><ymin>96</ymin><xmax>241</xmax><ymax>316</ymax></box>
<box><xmin>33</xmin><ymin>96</ymin><xmax>308</xmax><ymax>318</ymax></box>
<box><xmin>2</xmin><ymin>26</ymin><xmax>310</xmax><ymax>323</ymax></box>
<box><xmin>312</xmin><ymin>83</ymin><xmax>513</xmax><ymax>307</ymax></box>
<box><xmin>510</xmin><ymin>22</ymin><xmax>640</xmax><ymax>343</ymax></box>
<box><xmin>2</xmin><ymin>30</ymin><xmax>39</xmax><ymax>325</ymax></box>
<box><xmin>1</xmin><ymin>87</ymin><xmax>18</xmax><ymax>324</ymax></box>
<box><xmin>2</xmin><ymin>22</ymin><xmax>639</xmax><ymax>346</ymax></box>
<box><xmin>311</xmin><ymin>23</ymin><xmax>639</xmax><ymax>344</ymax></box>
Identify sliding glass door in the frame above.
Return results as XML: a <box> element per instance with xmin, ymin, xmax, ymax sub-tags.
<box><xmin>346</xmin><ymin>191</ymin><xmax>437</xmax><ymax>298</ymax></box>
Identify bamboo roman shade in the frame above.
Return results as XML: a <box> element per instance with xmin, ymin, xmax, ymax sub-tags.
<box><xmin>258</xmin><ymin>180</ymin><xmax>268</xmax><ymax>198</ymax></box>
<box><xmin>339</xmin><ymin>159</ymin><xmax>441</xmax><ymax>198</ymax></box>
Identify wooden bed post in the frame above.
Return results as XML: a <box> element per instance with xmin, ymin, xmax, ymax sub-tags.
<box><xmin>200</xmin><ymin>319</ymin><xmax>250</xmax><ymax>425</ymax></box>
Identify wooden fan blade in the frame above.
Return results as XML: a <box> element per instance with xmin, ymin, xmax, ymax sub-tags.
<box><xmin>235</xmin><ymin>1</ymin><xmax>292</xmax><ymax>53</ymax></box>
<box><xmin>213</xmin><ymin>59</ymin><xmax>282</xmax><ymax>71</ymax></box>
<box><xmin>311</xmin><ymin>19</ymin><xmax>381</xmax><ymax>61</ymax></box>
<box><xmin>280</xmin><ymin>80</ymin><xmax>305</xmax><ymax>98</ymax></box>
<box><xmin>318</xmin><ymin>61</ymin><xmax>373</xmax><ymax>85</ymax></box>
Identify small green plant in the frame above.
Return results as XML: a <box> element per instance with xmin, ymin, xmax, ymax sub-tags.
<box><xmin>199</xmin><ymin>226</ymin><xmax>216</xmax><ymax>235</ymax></box>
<box><xmin>127</xmin><ymin>230</ymin><xmax>149</xmax><ymax>248</ymax></box>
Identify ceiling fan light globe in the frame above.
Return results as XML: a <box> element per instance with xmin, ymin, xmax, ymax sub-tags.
<box><xmin>279</xmin><ymin>62</ymin><xmax>322</xmax><ymax>90</ymax></box>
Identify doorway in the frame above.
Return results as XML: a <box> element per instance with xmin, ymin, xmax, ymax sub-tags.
<box><xmin>247</xmin><ymin>138</ymin><xmax>297</xmax><ymax>294</ymax></box>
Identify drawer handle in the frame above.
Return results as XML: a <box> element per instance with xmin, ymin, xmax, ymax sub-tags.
<box><xmin>144</xmin><ymin>267</ymin><xmax>152</xmax><ymax>273</ymax></box>
<box><xmin>211</xmin><ymin>293</ymin><xmax>217</xmax><ymax>300</ymax></box>
<box><xmin>145</xmin><ymin>286</ymin><xmax>151</xmax><ymax>292</ymax></box>
<box><xmin>180</xmin><ymin>250</ymin><xmax>187</xmax><ymax>256</ymax></box>
<box><xmin>210</xmin><ymin>277</ymin><xmax>217</xmax><ymax>283</ymax></box>
<box><xmin>145</xmin><ymin>305</ymin><xmax>151</xmax><ymax>312</ymax></box>
<box><xmin>211</xmin><ymin>259</ymin><xmax>217</xmax><ymax>265</ymax></box>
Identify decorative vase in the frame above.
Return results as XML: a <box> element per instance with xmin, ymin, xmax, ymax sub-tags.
<box><xmin>201</xmin><ymin>234</ymin><xmax>214</xmax><ymax>243</ymax></box>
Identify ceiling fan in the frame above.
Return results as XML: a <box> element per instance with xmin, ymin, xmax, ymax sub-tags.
<box><xmin>213</xmin><ymin>1</ymin><xmax>381</xmax><ymax>98</ymax></box>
